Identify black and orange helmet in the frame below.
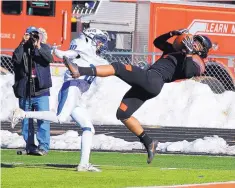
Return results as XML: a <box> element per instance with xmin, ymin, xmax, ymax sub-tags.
<box><xmin>193</xmin><ymin>35</ymin><xmax>212</xmax><ymax>58</ymax></box>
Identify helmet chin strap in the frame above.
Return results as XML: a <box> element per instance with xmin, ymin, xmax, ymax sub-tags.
<box><xmin>81</xmin><ymin>32</ymin><xmax>89</xmax><ymax>42</ymax></box>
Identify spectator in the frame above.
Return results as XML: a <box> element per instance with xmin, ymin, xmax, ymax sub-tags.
<box><xmin>38</xmin><ymin>27</ymin><xmax>48</xmax><ymax>44</ymax></box>
<box><xmin>12</xmin><ymin>26</ymin><xmax>53</xmax><ymax>156</ymax></box>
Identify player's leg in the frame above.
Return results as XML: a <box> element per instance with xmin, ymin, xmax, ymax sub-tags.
<box><xmin>117</xmin><ymin>86</ymin><xmax>153</xmax><ymax>137</ymax></box>
<box><xmin>56</xmin><ymin>81</ymin><xmax>82</xmax><ymax>123</ymax></box>
<box><xmin>11</xmin><ymin>80</ymin><xmax>81</xmax><ymax>128</ymax></box>
<box><xmin>76</xmin><ymin>62</ymin><xmax>162</xmax><ymax>95</ymax></box>
<box><xmin>116</xmin><ymin>85</ymin><xmax>163</xmax><ymax>164</ymax></box>
<box><xmin>11</xmin><ymin>107</ymin><xmax>58</xmax><ymax>128</ymax></box>
<box><xmin>70</xmin><ymin>106</ymin><xmax>100</xmax><ymax>172</ymax></box>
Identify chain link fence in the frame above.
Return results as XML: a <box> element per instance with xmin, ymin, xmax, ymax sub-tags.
<box><xmin>0</xmin><ymin>54</ymin><xmax>14</xmax><ymax>74</ymax></box>
<box><xmin>1</xmin><ymin>49</ymin><xmax>235</xmax><ymax>94</ymax></box>
<box><xmin>103</xmin><ymin>51</ymin><xmax>155</xmax><ymax>69</ymax></box>
<box><xmin>201</xmin><ymin>61</ymin><xmax>235</xmax><ymax>93</ymax></box>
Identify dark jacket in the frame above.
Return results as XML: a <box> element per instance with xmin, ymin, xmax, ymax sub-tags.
<box><xmin>12</xmin><ymin>43</ymin><xmax>53</xmax><ymax>98</ymax></box>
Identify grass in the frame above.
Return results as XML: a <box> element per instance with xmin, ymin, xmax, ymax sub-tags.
<box><xmin>1</xmin><ymin>149</ymin><xmax>235</xmax><ymax>188</ymax></box>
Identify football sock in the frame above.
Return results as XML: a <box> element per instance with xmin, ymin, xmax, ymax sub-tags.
<box><xmin>79</xmin><ymin>130</ymin><xmax>93</xmax><ymax>166</ymax></box>
<box><xmin>138</xmin><ymin>131</ymin><xmax>153</xmax><ymax>149</ymax></box>
<box><xmin>78</xmin><ymin>66</ymin><xmax>97</xmax><ymax>76</ymax></box>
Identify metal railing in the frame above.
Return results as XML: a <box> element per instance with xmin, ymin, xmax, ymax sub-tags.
<box><xmin>1</xmin><ymin>48</ymin><xmax>234</xmax><ymax>94</ymax></box>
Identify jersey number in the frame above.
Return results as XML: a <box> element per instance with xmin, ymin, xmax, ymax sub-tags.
<box><xmin>84</xmin><ymin>64</ymin><xmax>96</xmax><ymax>84</ymax></box>
<box><xmin>69</xmin><ymin>45</ymin><xmax>77</xmax><ymax>50</ymax></box>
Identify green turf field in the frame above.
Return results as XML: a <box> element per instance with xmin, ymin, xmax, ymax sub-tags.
<box><xmin>1</xmin><ymin>149</ymin><xmax>235</xmax><ymax>188</ymax></box>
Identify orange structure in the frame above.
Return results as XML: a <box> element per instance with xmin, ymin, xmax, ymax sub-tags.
<box><xmin>112</xmin><ymin>0</ymin><xmax>235</xmax><ymax>79</ymax></box>
<box><xmin>148</xmin><ymin>2</ymin><xmax>235</xmax><ymax>56</ymax></box>
<box><xmin>1</xmin><ymin>1</ymin><xmax>72</xmax><ymax>51</ymax></box>
<box><xmin>147</xmin><ymin>2</ymin><xmax>235</xmax><ymax>79</ymax></box>
<box><xmin>1</xmin><ymin>1</ymin><xmax>235</xmax><ymax>80</ymax></box>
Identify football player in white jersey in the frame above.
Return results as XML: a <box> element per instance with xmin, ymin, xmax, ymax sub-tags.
<box><xmin>11</xmin><ymin>28</ymin><xmax>110</xmax><ymax>172</ymax></box>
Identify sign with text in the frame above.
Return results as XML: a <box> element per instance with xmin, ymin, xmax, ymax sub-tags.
<box><xmin>188</xmin><ymin>19</ymin><xmax>235</xmax><ymax>37</ymax></box>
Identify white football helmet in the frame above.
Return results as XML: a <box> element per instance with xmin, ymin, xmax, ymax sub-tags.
<box><xmin>83</xmin><ymin>28</ymin><xmax>109</xmax><ymax>54</ymax></box>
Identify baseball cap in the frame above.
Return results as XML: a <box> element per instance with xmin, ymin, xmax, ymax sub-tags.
<box><xmin>25</xmin><ymin>26</ymin><xmax>38</xmax><ymax>34</ymax></box>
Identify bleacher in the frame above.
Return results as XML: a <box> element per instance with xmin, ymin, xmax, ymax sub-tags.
<box><xmin>72</xmin><ymin>1</ymin><xmax>100</xmax><ymax>18</ymax></box>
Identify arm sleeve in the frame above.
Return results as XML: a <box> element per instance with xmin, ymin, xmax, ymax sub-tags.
<box><xmin>54</xmin><ymin>49</ymin><xmax>79</xmax><ymax>59</ymax></box>
<box><xmin>11</xmin><ymin>45</ymin><xmax>24</xmax><ymax>65</ymax></box>
<box><xmin>153</xmin><ymin>32</ymin><xmax>175</xmax><ymax>53</ymax></box>
<box><xmin>38</xmin><ymin>44</ymin><xmax>53</xmax><ymax>65</ymax></box>
<box><xmin>54</xmin><ymin>39</ymin><xmax>81</xmax><ymax>59</ymax></box>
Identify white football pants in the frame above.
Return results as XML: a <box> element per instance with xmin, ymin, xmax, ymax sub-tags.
<box><xmin>24</xmin><ymin>80</ymin><xmax>94</xmax><ymax>166</ymax></box>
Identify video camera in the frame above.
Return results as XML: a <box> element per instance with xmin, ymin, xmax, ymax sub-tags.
<box><xmin>24</xmin><ymin>31</ymin><xmax>40</xmax><ymax>51</ymax></box>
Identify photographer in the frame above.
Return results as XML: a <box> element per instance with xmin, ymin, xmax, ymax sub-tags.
<box><xmin>12</xmin><ymin>26</ymin><xmax>53</xmax><ymax>156</ymax></box>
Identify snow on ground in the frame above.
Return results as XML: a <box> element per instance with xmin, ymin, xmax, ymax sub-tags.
<box><xmin>1</xmin><ymin>130</ymin><xmax>235</xmax><ymax>155</ymax></box>
<box><xmin>1</xmin><ymin>73</ymin><xmax>235</xmax><ymax>155</ymax></box>
<box><xmin>1</xmin><ymin>74</ymin><xmax>235</xmax><ymax>129</ymax></box>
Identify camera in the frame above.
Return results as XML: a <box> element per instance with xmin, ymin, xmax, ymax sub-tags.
<box><xmin>25</xmin><ymin>31</ymin><xmax>40</xmax><ymax>50</ymax></box>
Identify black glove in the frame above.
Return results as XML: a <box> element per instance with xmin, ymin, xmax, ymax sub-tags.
<box><xmin>182</xmin><ymin>35</ymin><xmax>194</xmax><ymax>54</ymax></box>
<box><xmin>170</xmin><ymin>28</ymin><xmax>189</xmax><ymax>36</ymax></box>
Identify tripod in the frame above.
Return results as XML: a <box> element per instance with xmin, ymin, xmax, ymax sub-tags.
<box><xmin>17</xmin><ymin>48</ymin><xmax>36</xmax><ymax>155</ymax></box>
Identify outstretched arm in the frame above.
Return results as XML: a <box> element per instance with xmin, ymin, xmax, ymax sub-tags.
<box><xmin>54</xmin><ymin>48</ymin><xmax>79</xmax><ymax>59</ymax></box>
<box><xmin>54</xmin><ymin>38</ymin><xmax>83</xmax><ymax>59</ymax></box>
<box><xmin>153</xmin><ymin>32</ymin><xmax>175</xmax><ymax>52</ymax></box>
<box><xmin>153</xmin><ymin>29</ymin><xmax>188</xmax><ymax>53</ymax></box>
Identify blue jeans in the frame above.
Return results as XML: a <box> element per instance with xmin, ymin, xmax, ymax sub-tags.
<box><xmin>19</xmin><ymin>95</ymin><xmax>50</xmax><ymax>152</ymax></box>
